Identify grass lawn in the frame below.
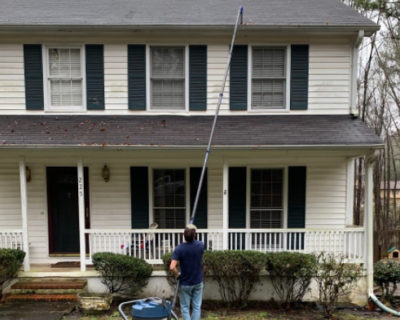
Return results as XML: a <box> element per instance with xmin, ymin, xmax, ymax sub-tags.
<box><xmin>63</xmin><ymin>306</ymin><xmax>393</xmax><ymax>320</ymax></box>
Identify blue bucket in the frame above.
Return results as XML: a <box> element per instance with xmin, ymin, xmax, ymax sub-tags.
<box><xmin>131</xmin><ymin>298</ymin><xmax>172</xmax><ymax>319</ymax></box>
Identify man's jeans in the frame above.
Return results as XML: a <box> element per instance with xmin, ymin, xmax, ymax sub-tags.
<box><xmin>179</xmin><ymin>282</ymin><xmax>204</xmax><ymax>320</ymax></box>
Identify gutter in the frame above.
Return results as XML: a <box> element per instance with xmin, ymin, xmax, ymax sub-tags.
<box><xmin>0</xmin><ymin>24</ymin><xmax>380</xmax><ymax>35</ymax></box>
<box><xmin>350</xmin><ymin>30</ymin><xmax>364</xmax><ymax>116</ymax></box>
<box><xmin>0</xmin><ymin>143</ymin><xmax>384</xmax><ymax>150</ymax></box>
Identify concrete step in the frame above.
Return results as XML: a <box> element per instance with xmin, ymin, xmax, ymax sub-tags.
<box><xmin>11</xmin><ymin>280</ymin><xmax>86</xmax><ymax>290</ymax></box>
<box><xmin>4</xmin><ymin>294</ymin><xmax>78</xmax><ymax>302</ymax></box>
<box><xmin>10</xmin><ymin>288</ymin><xmax>84</xmax><ymax>295</ymax></box>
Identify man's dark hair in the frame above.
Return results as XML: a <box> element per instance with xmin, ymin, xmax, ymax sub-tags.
<box><xmin>184</xmin><ymin>227</ymin><xmax>196</xmax><ymax>242</ymax></box>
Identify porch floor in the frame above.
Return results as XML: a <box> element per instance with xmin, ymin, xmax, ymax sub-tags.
<box><xmin>18</xmin><ymin>264</ymin><xmax>97</xmax><ymax>278</ymax></box>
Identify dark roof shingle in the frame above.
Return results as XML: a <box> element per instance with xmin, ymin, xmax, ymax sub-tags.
<box><xmin>0</xmin><ymin>0</ymin><xmax>377</xmax><ymax>31</ymax></box>
<box><xmin>0</xmin><ymin>115</ymin><xmax>383</xmax><ymax>148</ymax></box>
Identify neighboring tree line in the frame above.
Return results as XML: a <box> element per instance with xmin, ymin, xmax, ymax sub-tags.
<box><xmin>345</xmin><ymin>0</ymin><xmax>400</xmax><ymax>260</ymax></box>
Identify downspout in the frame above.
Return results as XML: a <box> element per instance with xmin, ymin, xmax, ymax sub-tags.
<box><xmin>350</xmin><ymin>30</ymin><xmax>364</xmax><ymax>116</ymax></box>
<box><xmin>366</xmin><ymin>152</ymin><xmax>400</xmax><ymax>316</ymax></box>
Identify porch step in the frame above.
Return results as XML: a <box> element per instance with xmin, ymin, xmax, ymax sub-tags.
<box><xmin>4</xmin><ymin>293</ymin><xmax>78</xmax><ymax>302</ymax></box>
<box><xmin>11</xmin><ymin>280</ymin><xmax>86</xmax><ymax>290</ymax></box>
<box><xmin>5</xmin><ymin>279</ymin><xmax>87</xmax><ymax>303</ymax></box>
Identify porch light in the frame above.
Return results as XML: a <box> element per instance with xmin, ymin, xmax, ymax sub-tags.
<box><xmin>102</xmin><ymin>165</ymin><xmax>110</xmax><ymax>182</ymax></box>
<box><xmin>26</xmin><ymin>166</ymin><xmax>31</xmax><ymax>183</ymax></box>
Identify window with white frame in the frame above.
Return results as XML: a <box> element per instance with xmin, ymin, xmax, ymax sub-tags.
<box><xmin>150</xmin><ymin>47</ymin><xmax>185</xmax><ymax>110</ymax></box>
<box><xmin>251</xmin><ymin>47</ymin><xmax>286</xmax><ymax>109</ymax></box>
<box><xmin>153</xmin><ymin>169</ymin><xmax>186</xmax><ymax>228</ymax></box>
<box><xmin>250</xmin><ymin>169</ymin><xmax>283</xmax><ymax>228</ymax></box>
<box><xmin>46</xmin><ymin>47</ymin><xmax>83</xmax><ymax>109</ymax></box>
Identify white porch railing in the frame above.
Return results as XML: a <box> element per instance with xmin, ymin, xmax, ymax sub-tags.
<box><xmin>0</xmin><ymin>230</ymin><xmax>24</xmax><ymax>250</ymax></box>
<box><xmin>85</xmin><ymin>228</ymin><xmax>365</xmax><ymax>264</ymax></box>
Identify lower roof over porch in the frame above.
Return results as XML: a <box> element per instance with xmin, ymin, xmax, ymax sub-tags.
<box><xmin>0</xmin><ymin>114</ymin><xmax>383</xmax><ymax>149</ymax></box>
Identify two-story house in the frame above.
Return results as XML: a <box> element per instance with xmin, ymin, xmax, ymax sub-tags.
<box><xmin>0</xmin><ymin>0</ymin><xmax>382</xmax><ymax>302</ymax></box>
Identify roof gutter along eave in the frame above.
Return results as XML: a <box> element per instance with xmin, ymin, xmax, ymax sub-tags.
<box><xmin>0</xmin><ymin>143</ymin><xmax>385</xmax><ymax>150</ymax></box>
<box><xmin>0</xmin><ymin>24</ymin><xmax>380</xmax><ymax>35</ymax></box>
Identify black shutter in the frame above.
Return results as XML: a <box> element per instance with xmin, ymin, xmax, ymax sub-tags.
<box><xmin>190</xmin><ymin>168</ymin><xmax>207</xmax><ymax>228</ymax></box>
<box><xmin>131</xmin><ymin>167</ymin><xmax>149</xmax><ymax>228</ymax></box>
<box><xmin>290</xmin><ymin>45</ymin><xmax>309</xmax><ymax>110</ymax></box>
<box><xmin>287</xmin><ymin>166</ymin><xmax>306</xmax><ymax>249</ymax></box>
<box><xmin>228</xmin><ymin>167</ymin><xmax>247</xmax><ymax>228</ymax></box>
<box><xmin>189</xmin><ymin>45</ymin><xmax>207</xmax><ymax>111</ymax></box>
<box><xmin>86</xmin><ymin>44</ymin><xmax>104</xmax><ymax>110</ymax></box>
<box><xmin>230</xmin><ymin>45</ymin><xmax>247</xmax><ymax>110</ymax></box>
<box><xmin>24</xmin><ymin>45</ymin><xmax>44</xmax><ymax>110</ymax></box>
<box><xmin>128</xmin><ymin>45</ymin><xmax>146</xmax><ymax>110</ymax></box>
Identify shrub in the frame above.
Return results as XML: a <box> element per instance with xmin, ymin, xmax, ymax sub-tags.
<box><xmin>0</xmin><ymin>248</ymin><xmax>25</xmax><ymax>299</ymax></box>
<box><xmin>92</xmin><ymin>252</ymin><xmax>152</xmax><ymax>296</ymax></box>
<box><xmin>266</xmin><ymin>252</ymin><xmax>318</xmax><ymax>308</ymax></box>
<box><xmin>374</xmin><ymin>259</ymin><xmax>400</xmax><ymax>304</ymax></box>
<box><xmin>203</xmin><ymin>251</ymin><xmax>267</xmax><ymax>308</ymax></box>
<box><xmin>162</xmin><ymin>252</ymin><xmax>177</xmax><ymax>288</ymax></box>
<box><xmin>317</xmin><ymin>253</ymin><xmax>361</xmax><ymax>319</ymax></box>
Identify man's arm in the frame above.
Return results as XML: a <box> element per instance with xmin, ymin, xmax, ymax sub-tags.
<box><xmin>170</xmin><ymin>259</ymin><xmax>180</xmax><ymax>278</ymax></box>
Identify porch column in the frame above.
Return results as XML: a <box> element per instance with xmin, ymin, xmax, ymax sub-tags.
<box><xmin>364</xmin><ymin>157</ymin><xmax>374</xmax><ymax>294</ymax></box>
<box><xmin>19</xmin><ymin>159</ymin><xmax>30</xmax><ymax>271</ymax></box>
<box><xmin>222</xmin><ymin>161</ymin><xmax>229</xmax><ymax>249</ymax></box>
<box><xmin>77</xmin><ymin>160</ymin><xmax>86</xmax><ymax>272</ymax></box>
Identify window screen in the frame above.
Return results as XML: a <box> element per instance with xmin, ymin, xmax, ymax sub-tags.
<box><xmin>151</xmin><ymin>47</ymin><xmax>185</xmax><ymax>110</ymax></box>
<box><xmin>250</xmin><ymin>169</ymin><xmax>283</xmax><ymax>228</ymax></box>
<box><xmin>252</xmin><ymin>47</ymin><xmax>286</xmax><ymax>109</ymax></box>
<box><xmin>48</xmin><ymin>48</ymin><xmax>82</xmax><ymax>107</ymax></box>
<box><xmin>153</xmin><ymin>169</ymin><xmax>186</xmax><ymax>228</ymax></box>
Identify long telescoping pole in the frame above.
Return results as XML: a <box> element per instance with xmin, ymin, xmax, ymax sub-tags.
<box><xmin>189</xmin><ymin>6</ymin><xmax>244</xmax><ymax>225</ymax></box>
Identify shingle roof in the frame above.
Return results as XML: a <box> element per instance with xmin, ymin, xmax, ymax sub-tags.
<box><xmin>0</xmin><ymin>0</ymin><xmax>377</xmax><ymax>32</ymax></box>
<box><xmin>0</xmin><ymin>115</ymin><xmax>383</xmax><ymax>149</ymax></box>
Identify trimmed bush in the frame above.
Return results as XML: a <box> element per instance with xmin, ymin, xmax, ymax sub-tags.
<box><xmin>266</xmin><ymin>252</ymin><xmax>318</xmax><ymax>308</ymax></box>
<box><xmin>92</xmin><ymin>252</ymin><xmax>152</xmax><ymax>296</ymax></box>
<box><xmin>162</xmin><ymin>252</ymin><xmax>177</xmax><ymax>287</ymax></box>
<box><xmin>317</xmin><ymin>253</ymin><xmax>361</xmax><ymax>318</ymax></box>
<box><xmin>374</xmin><ymin>259</ymin><xmax>400</xmax><ymax>304</ymax></box>
<box><xmin>162</xmin><ymin>250</ymin><xmax>266</xmax><ymax>308</ymax></box>
<box><xmin>0</xmin><ymin>248</ymin><xmax>25</xmax><ymax>299</ymax></box>
<box><xmin>203</xmin><ymin>251</ymin><xmax>266</xmax><ymax>308</ymax></box>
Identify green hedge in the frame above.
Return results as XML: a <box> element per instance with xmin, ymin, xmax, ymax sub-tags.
<box><xmin>163</xmin><ymin>250</ymin><xmax>266</xmax><ymax>307</ymax></box>
<box><xmin>92</xmin><ymin>252</ymin><xmax>152</xmax><ymax>296</ymax></box>
<box><xmin>0</xmin><ymin>248</ymin><xmax>25</xmax><ymax>299</ymax></box>
<box><xmin>374</xmin><ymin>259</ymin><xmax>400</xmax><ymax>304</ymax></box>
<box><xmin>266</xmin><ymin>252</ymin><xmax>318</xmax><ymax>307</ymax></box>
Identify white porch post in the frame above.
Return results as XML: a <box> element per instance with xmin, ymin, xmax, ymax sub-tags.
<box><xmin>77</xmin><ymin>160</ymin><xmax>86</xmax><ymax>272</ymax></box>
<box><xmin>364</xmin><ymin>158</ymin><xmax>374</xmax><ymax>294</ymax></box>
<box><xmin>222</xmin><ymin>161</ymin><xmax>229</xmax><ymax>250</ymax></box>
<box><xmin>19</xmin><ymin>159</ymin><xmax>30</xmax><ymax>271</ymax></box>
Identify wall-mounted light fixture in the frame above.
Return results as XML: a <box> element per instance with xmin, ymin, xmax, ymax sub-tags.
<box><xmin>26</xmin><ymin>166</ymin><xmax>32</xmax><ymax>183</ymax></box>
<box><xmin>102</xmin><ymin>165</ymin><xmax>110</xmax><ymax>182</ymax></box>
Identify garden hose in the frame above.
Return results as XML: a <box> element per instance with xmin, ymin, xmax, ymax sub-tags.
<box><xmin>369</xmin><ymin>293</ymin><xmax>400</xmax><ymax>317</ymax></box>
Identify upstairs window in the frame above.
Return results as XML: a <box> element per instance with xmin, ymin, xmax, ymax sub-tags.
<box><xmin>251</xmin><ymin>47</ymin><xmax>287</xmax><ymax>110</ymax></box>
<box><xmin>46</xmin><ymin>47</ymin><xmax>84</xmax><ymax>111</ymax></box>
<box><xmin>150</xmin><ymin>47</ymin><xmax>185</xmax><ymax>110</ymax></box>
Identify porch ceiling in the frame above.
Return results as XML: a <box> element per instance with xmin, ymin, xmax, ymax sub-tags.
<box><xmin>0</xmin><ymin>115</ymin><xmax>383</xmax><ymax>149</ymax></box>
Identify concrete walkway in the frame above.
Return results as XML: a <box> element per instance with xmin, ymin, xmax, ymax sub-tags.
<box><xmin>0</xmin><ymin>302</ymin><xmax>75</xmax><ymax>320</ymax></box>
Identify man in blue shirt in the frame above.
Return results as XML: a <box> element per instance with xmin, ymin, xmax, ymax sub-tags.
<box><xmin>170</xmin><ymin>224</ymin><xmax>204</xmax><ymax>320</ymax></box>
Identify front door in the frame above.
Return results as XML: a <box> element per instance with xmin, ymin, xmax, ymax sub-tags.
<box><xmin>47</xmin><ymin>167</ymin><xmax>90</xmax><ymax>254</ymax></box>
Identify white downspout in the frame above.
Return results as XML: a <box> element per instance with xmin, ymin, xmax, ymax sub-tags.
<box><xmin>366</xmin><ymin>152</ymin><xmax>400</xmax><ymax>316</ymax></box>
<box><xmin>350</xmin><ymin>30</ymin><xmax>364</xmax><ymax>116</ymax></box>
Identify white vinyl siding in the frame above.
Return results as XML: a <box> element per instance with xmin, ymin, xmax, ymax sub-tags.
<box><xmin>150</xmin><ymin>47</ymin><xmax>185</xmax><ymax>110</ymax></box>
<box><xmin>0</xmin><ymin>44</ymin><xmax>25</xmax><ymax>111</ymax></box>
<box><xmin>45</xmin><ymin>47</ymin><xmax>84</xmax><ymax>110</ymax></box>
<box><xmin>0</xmin><ymin>151</ymin><xmax>351</xmax><ymax>263</ymax></box>
<box><xmin>104</xmin><ymin>44</ymin><xmax>128</xmax><ymax>110</ymax></box>
<box><xmin>251</xmin><ymin>47</ymin><xmax>286</xmax><ymax>109</ymax></box>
